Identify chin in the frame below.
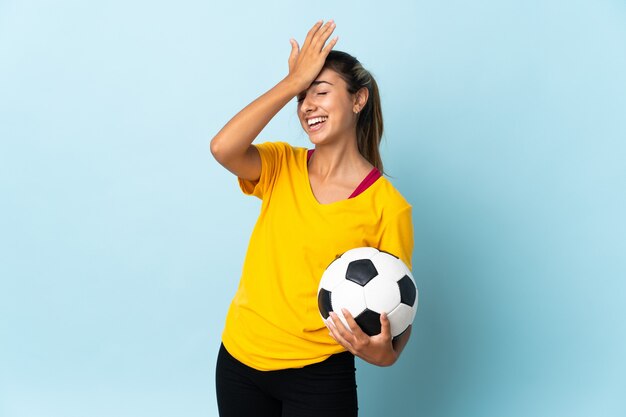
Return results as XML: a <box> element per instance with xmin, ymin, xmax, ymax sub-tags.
<box><xmin>307</xmin><ymin>134</ymin><xmax>329</xmax><ymax>146</ymax></box>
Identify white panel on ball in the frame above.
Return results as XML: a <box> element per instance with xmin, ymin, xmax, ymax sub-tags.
<box><xmin>363</xmin><ymin>275</ymin><xmax>401</xmax><ymax>314</ymax></box>
<box><xmin>370</xmin><ymin>251</ymin><xmax>407</xmax><ymax>281</ymax></box>
<box><xmin>388</xmin><ymin>303</ymin><xmax>415</xmax><ymax>337</ymax></box>
<box><xmin>319</xmin><ymin>257</ymin><xmax>350</xmax><ymax>291</ymax></box>
<box><xmin>331</xmin><ymin>281</ymin><xmax>367</xmax><ymax>329</ymax></box>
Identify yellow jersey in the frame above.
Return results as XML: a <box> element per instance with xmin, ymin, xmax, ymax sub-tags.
<box><xmin>221</xmin><ymin>141</ymin><xmax>414</xmax><ymax>371</ymax></box>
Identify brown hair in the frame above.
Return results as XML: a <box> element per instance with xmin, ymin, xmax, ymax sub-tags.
<box><xmin>323</xmin><ymin>50</ymin><xmax>385</xmax><ymax>173</ymax></box>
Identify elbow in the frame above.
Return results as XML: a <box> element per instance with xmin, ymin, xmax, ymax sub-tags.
<box><xmin>210</xmin><ymin>136</ymin><xmax>223</xmax><ymax>160</ymax></box>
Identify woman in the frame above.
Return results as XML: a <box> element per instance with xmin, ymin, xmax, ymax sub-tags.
<box><xmin>210</xmin><ymin>20</ymin><xmax>414</xmax><ymax>417</ymax></box>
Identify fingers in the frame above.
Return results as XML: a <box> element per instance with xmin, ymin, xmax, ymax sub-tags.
<box><xmin>303</xmin><ymin>20</ymin><xmax>336</xmax><ymax>53</ymax></box>
<box><xmin>327</xmin><ymin>314</ymin><xmax>355</xmax><ymax>352</ymax></box>
<box><xmin>311</xmin><ymin>20</ymin><xmax>336</xmax><ymax>52</ymax></box>
<box><xmin>328</xmin><ymin>311</ymin><xmax>352</xmax><ymax>338</ymax></box>
<box><xmin>302</xmin><ymin>20</ymin><xmax>324</xmax><ymax>50</ymax></box>
<box><xmin>322</xmin><ymin>36</ymin><xmax>339</xmax><ymax>54</ymax></box>
<box><xmin>341</xmin><ymin>308</ymin><xmax>366</xmax><ymax>336</ymax></box>
<box><xmin>312</xmin><ymin>20</ymin><xmax>336</xmax><ymax>46</ymax></box>
<box><xmin>289</xmin><ymin>38</ymin><xmax>299</xmax><ymax>55</ymax></box>
<box><xmin>300</xmin><ymin>20</ymin><xmax>322</xmax><ymax>52</ymax></box>
<box><xmin>379</xmin><ymin>312</ymin><xmax>392</xmax><ymax>339</ymax></box>
<box><xmin>288</xmin><ymin>38</ymin><xmax>299</xmax><ymax>69</ymax></box>
<box><xmin>286</xmin><ymin>20</ymin><xmax>337</xmax><ymax>88</ymax></box>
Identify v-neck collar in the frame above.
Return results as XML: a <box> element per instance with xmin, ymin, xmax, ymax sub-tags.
<box><xmin>305</xmin><ymin>148</ymin><xmax>382</xmax><ymax>206</ymax></box>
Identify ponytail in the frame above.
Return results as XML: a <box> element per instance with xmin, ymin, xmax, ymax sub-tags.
<box><xmin>323</xmin><ymin>51</ymin><xmax>385</xmax><ymax>174</ymax></box>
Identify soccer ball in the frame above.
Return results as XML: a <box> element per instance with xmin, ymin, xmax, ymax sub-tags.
<box><xmin>317</xmin><ymin>247</ymin><xmax>418</xmax><ymax>338</ymax></box>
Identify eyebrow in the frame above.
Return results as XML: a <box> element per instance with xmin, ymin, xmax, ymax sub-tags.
<box><xmin>311</xmin><ymin>80</ymin><xmax>334</xmax><ymax>87</ymax></box>
<box><xmin>297</xmin><ymin>81</ymin><xmax>334</xmax><ymax>99</ymax></box>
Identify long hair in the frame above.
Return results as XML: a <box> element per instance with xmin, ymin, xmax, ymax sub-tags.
<box><xmin>323</xmin><ymin>50</ymin><xmax>384</xmax><ymax>173</ymax></box>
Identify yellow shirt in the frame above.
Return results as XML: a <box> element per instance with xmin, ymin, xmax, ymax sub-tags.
<box><xmin>221</xmin><ymin>141</ymin><xmax>414</xmax><ymax>371</ymax></box>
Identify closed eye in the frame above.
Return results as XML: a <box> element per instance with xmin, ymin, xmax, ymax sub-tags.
<box><xmin>296</xmin><ymin>91</ymin><xmax>327</xmax><ymax>103</ymax></box>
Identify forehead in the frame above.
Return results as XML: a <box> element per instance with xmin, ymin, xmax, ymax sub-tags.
<box><xmin>309</xmin><ymin>68</ymin><xmax>345</xmax><ymax>89</ymax></box>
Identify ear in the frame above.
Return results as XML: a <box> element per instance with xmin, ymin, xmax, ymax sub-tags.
<box><xmin>353</xmin><ymin>87</ymin><xmax>369</xmax><ymax>113</ymax></box>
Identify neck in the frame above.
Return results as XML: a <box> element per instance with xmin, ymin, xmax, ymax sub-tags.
<box><xmin>308</xmin><ymin>139</ymin><xmax>372</xmax><ymax>182</ymax></box>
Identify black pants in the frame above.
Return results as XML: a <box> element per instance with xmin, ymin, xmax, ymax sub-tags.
<box><xmin>216</xmin><ymin>344</ymin><xmax>358</xmax><ymax>417</ymax></box>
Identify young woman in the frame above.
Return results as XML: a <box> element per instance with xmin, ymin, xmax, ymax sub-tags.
<box><xmin>210</xmin><ymin>20</ymin><xmax>414</xmax><ymax>417</ymax></box>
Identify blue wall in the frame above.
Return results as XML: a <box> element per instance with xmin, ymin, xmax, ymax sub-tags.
<box><xmin>1</xmin><ymin>0</ymin><xmax>625</xmax><ymax>416</ymax></box>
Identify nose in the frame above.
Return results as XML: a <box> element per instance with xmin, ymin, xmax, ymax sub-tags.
<box><xmin>300</xmin><ymin>94</ymin><xmax>316</xmax><ymax>114</ymax></box>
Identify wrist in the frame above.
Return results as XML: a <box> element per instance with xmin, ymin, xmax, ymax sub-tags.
<box><xmin>369</xmin><ymin>346</ymin><xmax>398</xmax><ymax>367</ymax></box>
<box><xmin>383</xmin><ymin>349</ymin><xmax>399</xmax><ymax>367</ymax></box>
<box><xmin>280</xmin><ymin>75</ymin><xmax>306</xmax><ymax>96</ymax></box>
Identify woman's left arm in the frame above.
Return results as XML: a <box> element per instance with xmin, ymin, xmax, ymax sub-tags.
<box><xmin>327</xmin><ymin>203</ymin><xmax>415</xmax><ymax>366</ymax></box>
<box><xmin>326</xmin><ymin>309</ymin><xmax>412</xmax><ymax>367</ymax></box>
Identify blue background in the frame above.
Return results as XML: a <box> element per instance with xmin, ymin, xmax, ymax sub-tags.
<box><xmin>1</xmin><ymin>0</ymin><xmax>625</xmax><ymax>416</ymax></box>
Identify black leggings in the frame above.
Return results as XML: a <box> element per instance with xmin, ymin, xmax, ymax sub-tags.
<box><xmin>215</xmin><ymin>344</ymin><xmax>358</xmax><ymax>417</ymax></box>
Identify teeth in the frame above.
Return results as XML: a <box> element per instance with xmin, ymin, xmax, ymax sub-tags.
<box><xmin>307</xmin><ymin>116</ymin><xmax>328</xmax><ymax>126</ymax></box>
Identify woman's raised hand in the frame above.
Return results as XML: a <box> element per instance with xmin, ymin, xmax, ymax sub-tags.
<box><xmin>210</xmin><ymin>21</ymin><xmax>337</xmax><ymax>181</ymax></box>
<box><xmin>287</xmin><ymin>20</ymin><xmax>338</xmax><ymax>92</ymax></box>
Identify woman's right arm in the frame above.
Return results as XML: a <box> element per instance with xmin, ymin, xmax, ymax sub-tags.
<box><xmin>209</xmin><ymin>20</ymin><xmax>337</xmax><ymax>181</ymax></box>
<box><xmin>209</xmin><ymin>77</ymin><xmax>301</xmax><ymax>181</ymax></box>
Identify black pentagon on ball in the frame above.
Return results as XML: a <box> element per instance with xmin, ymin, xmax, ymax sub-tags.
<box><xmin>398</xmin><ymin>275</ymin><xmax>417</xmax><ymax>306</ymax></box>
<box><xmin>345</xmin><ymin>259</ymin><xmax>378</xmax><ymax>286</ymax></box>
<box><xmin>318</xmin><ymin>289</ymin><xmax>333</xmax><ymax>319</ymax></box>
<box><xmin>354</xmin><ymin>309</ymin><xmax>382</xmax><ymax>336</ymax></box>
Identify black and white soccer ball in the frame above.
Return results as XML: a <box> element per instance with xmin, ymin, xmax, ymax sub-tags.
<box><xmin>317</xmin><ymin>247</ymin><xmax>418</xmax><ymax>338</ymax></box>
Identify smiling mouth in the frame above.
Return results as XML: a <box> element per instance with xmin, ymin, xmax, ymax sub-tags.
<box><xmin>307</xmin><ymin>116</ymin><xmax>327</xmax><ymax>131</ymax></box>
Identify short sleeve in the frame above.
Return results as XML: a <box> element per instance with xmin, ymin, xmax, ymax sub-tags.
<box><xmin>238</xmin><ymin>141</ymin><xmax>287</xmax><ymax>200</ymax></box>
<box><xmin>379</xmin><ymin>205</ymin><xmax>414</xmax><ymax>271</ymax></box>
